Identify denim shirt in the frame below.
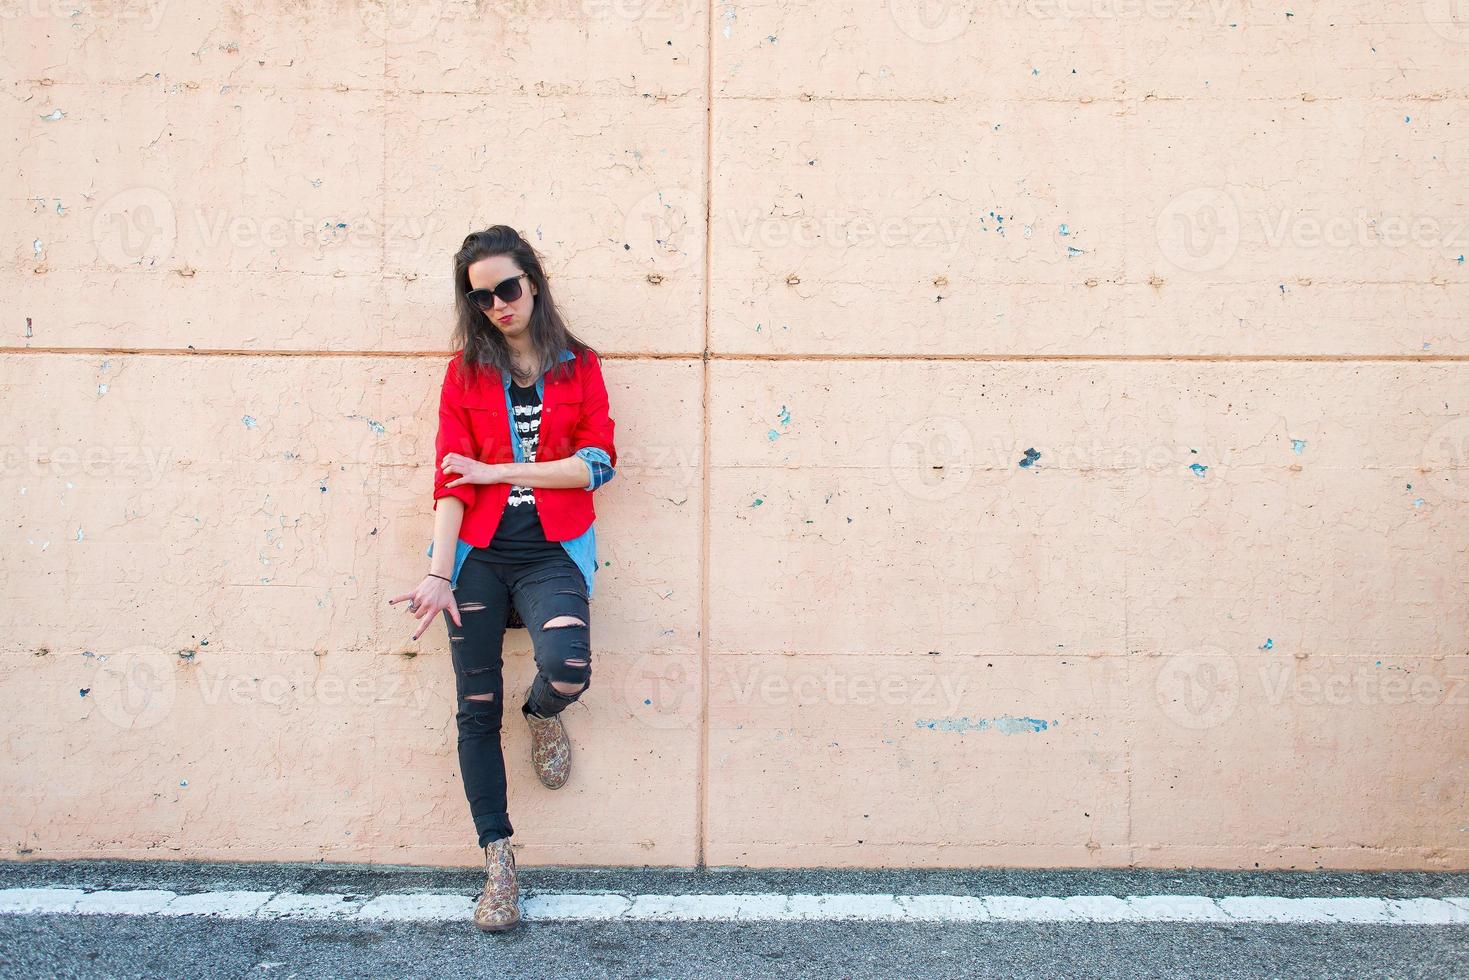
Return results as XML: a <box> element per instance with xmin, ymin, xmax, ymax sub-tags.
<box><xmin>425</xmin><ymin>348</ymin><xmax>614</xmax><ymax>596</ymax></box>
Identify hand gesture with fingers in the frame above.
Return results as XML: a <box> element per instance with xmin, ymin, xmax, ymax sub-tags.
<box><xmin>388</xmin><ymin>574</ymin><xmax>462</xmax><ymax>641</ymax></box>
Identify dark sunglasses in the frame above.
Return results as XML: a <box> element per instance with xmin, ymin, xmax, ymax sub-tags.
<box><xmin>466</xmin><ymin>273</ymin><xmax>530</xmax><ymax>311</ymax></box>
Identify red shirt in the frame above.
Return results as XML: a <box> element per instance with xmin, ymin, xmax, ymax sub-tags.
<box><xmin>433</xmin><ymin>347</ymin><xmax>617</xmax><ymax>545</ymax></box>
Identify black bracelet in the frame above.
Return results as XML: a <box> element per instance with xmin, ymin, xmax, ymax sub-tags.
<box><xmin>427</xmin><ymin>573</ymin><xmax>452</xmax><ymax>583</ymax></box>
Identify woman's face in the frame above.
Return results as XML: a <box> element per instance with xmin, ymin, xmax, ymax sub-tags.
<box><xmin>467</xmin><ymin>256</ymin><xmax>537</xmax><ymax>338</ymax></box>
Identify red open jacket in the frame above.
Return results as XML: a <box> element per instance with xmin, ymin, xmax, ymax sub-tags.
<box><xmin>432</xmin><ymin>346</ymin><xmax>618</xmax><ymax>546</ymax></box>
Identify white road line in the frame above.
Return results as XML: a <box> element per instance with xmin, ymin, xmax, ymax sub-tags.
<box><xmin>1</xmin><ymin>888</ymin><xmax>1468</xmax><ymax>925</ymax></box>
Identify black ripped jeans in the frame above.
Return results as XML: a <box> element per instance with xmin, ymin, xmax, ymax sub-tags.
<box><xmin>442</xmin><ymin>550</ymin><xmax>592</xmax><ymax>846</ymax></box>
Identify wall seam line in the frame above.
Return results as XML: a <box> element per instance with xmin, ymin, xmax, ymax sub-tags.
<box><xmin>696</xmin><ymin>0</ymin><xmax>715</xmax><ymax>871</ymax></box>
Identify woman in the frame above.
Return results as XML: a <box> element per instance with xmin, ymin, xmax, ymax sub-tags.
<box><xmin>388</xmin><ymin>226</ymin><xmax>618</xmax><ymax>932</ymax></box>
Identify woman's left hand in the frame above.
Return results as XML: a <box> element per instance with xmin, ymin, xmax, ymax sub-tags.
<box><xmin>441</xmin><ymin>453</ymin><xmax>503</xmax><ymax>488</ymax></box>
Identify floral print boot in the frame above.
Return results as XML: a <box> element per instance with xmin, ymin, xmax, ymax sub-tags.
<box><xmin>524</xmin><ymin>709</ymin><xmax>571</xmax><ymax>789</ymax></box>
<box><xmin>473</xmin><ymin>837</ymin><xmax>521</xmax><ymax>932</ymax></box>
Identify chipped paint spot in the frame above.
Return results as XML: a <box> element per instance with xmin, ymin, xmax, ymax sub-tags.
<box><xmin>1189</xmin><ymin>462</ymin><xmax>1208</xmax><ymax>477</ymax></box>
<box><xmin>1018</xmin><ymin>447</ymin><xmax>1041</xmax><ymax>468</ymax></box>
<box><xmin>39</xmin><ymin>108</ymin><xmax>65</xmax><ymax>121</ymax></box>
<box><xmin>1290</xmin><ymin>439</ymin><xmax>1306</xmax><ymax>454</ymax></box>
<box><xmin>1259</xmin><ymin>638</ymin><xmax>1273</xmax><ymax>650</ymax></box>
<box><xmin>915</xmin><ymin>715</ymin><xmax>1056</xmax><ymax>734</ymax></box>
<box><xmin>751</xmin><ymin>497</ymin><xmax>763</xmax><ymax>507</ymax></box>
<box><xmin>242</xmin><ymin>415</ymin><xmax>257</xmax><ymax>428</ymax></box>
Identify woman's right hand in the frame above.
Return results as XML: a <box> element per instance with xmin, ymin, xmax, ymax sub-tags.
<box><xmin>388</xmin><ymin>575</ymin><xmax>462</xmax><ymax>641</ymax></box>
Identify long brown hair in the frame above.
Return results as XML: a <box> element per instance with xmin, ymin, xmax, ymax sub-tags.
<box><xmin>450</xmin><ymin>225</ymin><xmax>597</xmax><ymax>385</ymax></box>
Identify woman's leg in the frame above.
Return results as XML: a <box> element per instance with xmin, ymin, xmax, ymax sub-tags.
<box><xmin>508</xmin><ymin>554</ymin><xmax>593</xmax><ymax>719</ymax></box>
<box><xmin>444</xmin><ymin>556</ymin><xmax>514</xmax><ymax>845</ymax></box>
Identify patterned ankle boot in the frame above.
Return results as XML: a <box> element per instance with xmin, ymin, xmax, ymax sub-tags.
<box><xmin>473</xmin><ymin>837</ymin><xmax>521</xmax><ymax>932</ymax></box>
<box><xmin>524</xmin><ymin>709</ymin><xmax>572</xmax><ymax>789</ymax></box>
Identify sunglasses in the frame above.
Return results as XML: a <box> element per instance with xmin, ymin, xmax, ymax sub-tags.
<box><xmin>465</xmin><ymin>273</ymin><xmax>530</xmax><ymax>311</ymax></box>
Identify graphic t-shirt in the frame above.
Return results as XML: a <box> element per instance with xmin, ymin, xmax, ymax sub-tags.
<box><xmin>468</xmin><ymin>378</ymin><xmax>565</xmax><ymax>565</ymax></box>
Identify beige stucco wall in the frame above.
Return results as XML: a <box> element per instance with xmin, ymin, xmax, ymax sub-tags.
<box><xmin>4</xmin><ymin>2</ymin><xmax>1467</xmax><ymax>870</ymax></box>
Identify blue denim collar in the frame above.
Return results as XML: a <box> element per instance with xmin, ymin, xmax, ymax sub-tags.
<box><xmin>498</xmin><ymin>347</ymin><xmax>576</xmax><ymax>400</ymax></box>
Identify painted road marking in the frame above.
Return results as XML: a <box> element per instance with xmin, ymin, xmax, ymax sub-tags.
<box><xmin>3</xmin><ymin>888</ymin><xmax>1469</xmax><ymax>924</ymax></box>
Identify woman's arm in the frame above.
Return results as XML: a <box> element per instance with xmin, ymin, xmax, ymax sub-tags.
<box><xmin>428</xmin><ymin>495</ymin><xmax>465</xmax><ymax>579</ymax></box>
<box><xmin>478</xmin><ymin>457</ymin><xmax>594</xmax><ymax>489</ymax></box>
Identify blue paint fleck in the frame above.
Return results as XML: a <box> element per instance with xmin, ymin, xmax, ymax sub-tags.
<box><xmin>1189</xmin><ymin>462</ymin><xmax>1208</xmax><ymax>477</ymax></box>
<box><xmin>1058</xmin><ymin>224</ymin><xmax>1070</xmax><ymax>237</ymax></box>
<box><xmin>1018</xmin><ymin>447</ymin><xmax>1042</xmax><ymax>468</ymax></box>
<box><xmin>767</xmin><ymin>429</ymin><xmax>780</xmax><ymax>441</ymax></box>
<box><xmin>1290</xmin><ymin>439</ymin><xmax>1306</xmax><ymax>454</ymax></box>
<box><xmin>242</xmin><ymin>415</ymin><xmax>257</xmax><ymax>429</ymax></box>
<box><xmin>1259</xmin><ymin>638</ymin><xmax>1273</xmax><ymax>650</ymax></box>
<box><xmin>1066</xmin><ymin>246</ymin><xmax>1085</xmax><ymax>258</ymax></box>
<box><xmin>915</xmin><ymin>714</ymin><xmax>1057</xmax><ymax>735</ymax></box>
<box><xmin>79</xmin><ymin>688</ymin><xmax>90</xmax><ymax>697</ymax></box>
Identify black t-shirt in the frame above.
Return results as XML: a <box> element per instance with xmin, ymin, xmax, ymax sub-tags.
<box><xmin>468</xmin><ymin>378</ymin><xmax>565</xmax><ymax>565</ymax></box>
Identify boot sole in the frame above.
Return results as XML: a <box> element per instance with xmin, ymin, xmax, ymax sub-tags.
<box><xmin>474</xmin><ymin>916</ymin><xmax>522</xmax><ymax>932</ymax></box>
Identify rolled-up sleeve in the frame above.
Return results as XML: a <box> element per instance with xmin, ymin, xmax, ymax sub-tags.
<box><xmin>573</xmin><ymin>446</ymin><xmax>615</xmax><ymax>491</ymax></box>
<box><xmin>433</xmin><ymin>358</ymin><xmax>478</xmax><ymax>511</ymax></box>
<box><xmin>569</xmin><ymin>350</ymin><xmax>618</xmax><ymax>491</ymax></box>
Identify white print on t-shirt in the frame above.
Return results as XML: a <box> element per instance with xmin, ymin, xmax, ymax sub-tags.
<box><xmin>508</xmin><ymin>398</ymin><xmax>541</xmax><ymax>508</ymax></box>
